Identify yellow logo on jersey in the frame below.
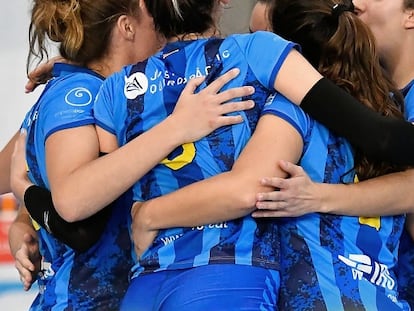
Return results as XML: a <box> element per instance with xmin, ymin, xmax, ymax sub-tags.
<box><xmin>355</xmin><ymin>175</ymin><xmax>381</xmax><ymax>231</ymax></box>
<box><xmin>161</xmin><ymin>143</ymin><xmax>196</xmax><ymax>170</ymax></box>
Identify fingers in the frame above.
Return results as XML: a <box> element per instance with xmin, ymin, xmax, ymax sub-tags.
<box><xmin>25</xmin><ymin>56</ymin><xmax>65</xmax><ymax>93</ymax></box>
<box><xmin>259</xmin><ymin>176</ymin><xmax>287</xmax><ymax>191</ymax></box>
<box><xmin>215</xmin><ymin>100</ymin><xmax>255</xmax><ymax>124</ymax></box>
<box><xmin>278</xmin><ymin>160</ymin><xmax>304</xmax><ymax>177</ymax></box>
<box><xmin>15</xmin><ymin>247</ymin><xmax>36</xmax><ymax>273</ymax></box>
<box><xmin>252</xmin><ymin>210</ymin><xmax>287</xmax><ymax>218</ymax></box>
<box><xmin>15</xmin><ymin>258</ymin><xmax>35</xmax><ymax>291</ymax></box>
<box><xmin>183</xmin><ymin>76</ymin><xmax>206</xmax><ymax>94</ymax></box>
<box><xmin>221</xmin><ymin>99</ymin><xmax>255</xmax><ymax>114</ymax></box>
<box><xmin>25</xmin><ymin>71</ymin><xmax>52</xmax><ymax>93</ymax></box>
<box><xmin>255</xmin><ymin>199</ymin><xmax>286</xmax><ymax>210</ymax></box>
<box><xmin>25</xmin><ymin>72</ymin><xmax>50</xmax><ymax>93</ymax></box>
<box><xmin>213</xmin><ymin>86</ymin><xmax>255</xmax><ymax>105</ymax></box>
<box><xmin>20</xmin><ymin>274</ymin><xmax>34</xmax><ymax>291</ymax></box>
<box><xmin>25</xmin><ymin>80</ymin><xmax>39</xmax><ymax>94</ymax></box>
<box><xmin>205</xmin><ymin>68</ymin><xmax>240</xmax><ymax>94</ymax></box>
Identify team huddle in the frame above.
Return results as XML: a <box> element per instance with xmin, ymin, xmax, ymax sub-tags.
<box><xmin>2</xmin><ymin>0</ymin><xmax>414</xmax><ymax>310</ymax></box>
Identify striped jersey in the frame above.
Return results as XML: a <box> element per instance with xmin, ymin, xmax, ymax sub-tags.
<box><xmin>266</xmin><ymin>94</ymin><xmax>409</xmax><ymax>311</ymax></box>
<box><xmin>22</xmin><ymin>63</ymin><xmax>133</xmax><ymax>310</ymax></box>
<box><xmin>93</xmin><ymin>31</ymin><xmax>297</xmax><ymax>278</ymax></box>
<box><xmin>397</xmin><ymin>79</ymin><xmax>414</xmax><ymax>308</ymax></box>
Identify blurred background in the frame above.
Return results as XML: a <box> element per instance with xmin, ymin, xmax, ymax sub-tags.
<box><xmin>0</xmin><ymin>1</ymin><xmax>255</xmax><ymax>309</ymax></box>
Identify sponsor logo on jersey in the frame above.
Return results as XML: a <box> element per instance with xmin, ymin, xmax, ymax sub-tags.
<box><xmin>64</xmin><ymin>87</ymin><xmax>93</xmax><ymax>107</ymax></box>
<box><xmin>338</xmin><ymin>253</ymin><xmax>395</xmax><ymax>290</ymax></box>
<box><xmin>124</xmin><ymin>72</ymin><xmax>148</xmax><ymax>100</ymax></box>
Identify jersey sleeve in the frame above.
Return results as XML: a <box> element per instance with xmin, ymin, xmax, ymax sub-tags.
<box><xmin>94</xmin><ymin>69</ymin><xmax>128</xmax><ymax>136</ymax></box>
<box><xmin>230</xmin><ymin>31</ymin><xmax>299</xmax><ymax>90</ymax></box>
<box><xmin>261</xmin><ymin>93</ymin><xmax>310</xmax><ymax>141</ymax></box>
<box><xmin>403</xmin><ymin>82</ymin><xmax>414</xmax><ymax>122</ymax></box>
<box><xmin>42</xmin><ymin>74</ymin><xmax>101</xmax><ymax>140</ymax></box>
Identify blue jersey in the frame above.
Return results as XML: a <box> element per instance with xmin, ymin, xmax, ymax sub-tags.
<box><xmin>93</xmin><ymin>31</ymin><xmax>297</xmax><ymax>278</ymax></box>
<box><xmin>397</xmin><ymin>80</ymin><xmax>414</xmax><ymax>308</ymax></box>
<box><xmin>265</xmin><ymin>94</ymin><xmax>409</xmax><ymax>311</ymax></box>
<box><xmin>22</xmin><ymin>63</ymin><xmax>133</xmax><ymax>310</ymax></box>
<box><xmin>403</xmin><ymin>80</ymin><xmax>414</xmax><ymax>122</ymax></box>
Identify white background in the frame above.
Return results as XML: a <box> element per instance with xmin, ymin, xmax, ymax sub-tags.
<box><xmin>0</xmin><ymin>0</ymin><xmax>45</xmax><ymax>150</ymax></box>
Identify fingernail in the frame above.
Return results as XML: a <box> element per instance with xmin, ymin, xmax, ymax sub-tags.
<box><xmin>232</xmin><ymin>68</ymin><xmax>240</xmax><ymax>75</ymax></box>
<box><xmin>20</xmin><ymin>128</ymin><xmax>27</xmax><ymax>135</ymax></box>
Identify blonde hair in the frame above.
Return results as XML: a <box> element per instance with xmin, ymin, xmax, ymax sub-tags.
<box><xmin>28</xmin><ymin>0</ymin><xmax>139</xmax><ymax>73</ymax></box>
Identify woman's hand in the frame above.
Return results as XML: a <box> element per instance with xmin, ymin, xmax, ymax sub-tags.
<box><xmin>170</xmin><ymin>68</ymin><xmax>255</xmax><ymax>143</ymax></box>
<box><xmin>14</xmin><ymin>232</ymin><xmax>41</xmax><ymax>291</ymax></box>
<box><xmin>131</xmin><ymin>202</ymin><xmax>158</xmax><ymax>259</ymax></box>
<box><xmin>25</xmin><ymin>56</ymin><xmax>66</xmax><ymax>93</ymax></box>
<box><xmin>252</xmin><ymin>160</ymin><xmax>321</xmax><ymax>218</ymax></box>
<box><xmin>10</xmin><ymin>130</ymin><xmax>34</xmax><ymax>203</ymax></box>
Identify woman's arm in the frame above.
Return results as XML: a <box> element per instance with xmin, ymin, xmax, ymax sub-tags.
<box><xmin>0</xmin><ymin>131</ymin><xmax>19</xmax><ymax>194</ymax></box>
<box><xmin>254</xmin><ymin>160</ymin><xmax>414</xmax><ymax>217</ymax></box>
<box><xmin>8</xmin><ymin>205</ymin><xmax>40</xmax><ymax>291</ymax></box>
<box><xmin>16</xmin><ymin>69</ymin><xmax>254</xmax><ymax>224</ymax></box>
<box><xmin>274</xmin><ymin>49</ymin><xmax>414</xmax><ymax>165</ymax></box>
<box><xmin>133</xmin><ymin>113</ymin><xmax>303</xmax><ymax>233</ymax></box>
<box><xmin>11</xmin><ymin>133</ymin><xmax>117</xmax><ymax>251</ymax></box>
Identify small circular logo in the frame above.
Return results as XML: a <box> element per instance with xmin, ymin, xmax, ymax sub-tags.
<box><xmin>65</xmin><ymin>87</ymin><xmax>93</xmax><ymax>107</ymax></box>
<box><xmin>124</xmin><ymin>72</ymin><xmax>149</xmax><ymax>100</ymax></box>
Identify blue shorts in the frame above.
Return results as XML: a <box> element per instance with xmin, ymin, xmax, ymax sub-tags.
<box><xmin>121</xmin><ymin>264</ymin><xmax>280</xmax><ymax>311</ymax></box>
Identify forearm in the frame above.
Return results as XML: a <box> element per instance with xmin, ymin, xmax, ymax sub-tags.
<box><xmin>318</xmin><ymin>170</ymin><xmax>414</xmax><ymax>216</ymax></box>
<box><xmin>139</xmin><ymin>172</ymin><xmax>261</xmax><ymax>230</ymax></box>
<box><xmin>138</xmin><ymin>115</ymin><xmax>302</xmax><ymax>231</ymax></box>
<box><xmin>0</xmin><ymin>131</ymin><xmax>19</xmax><ymax>194</ymax></box>
<box><xmin>301</xmin><ymin>78</ymin><xmax>414</xmax><ymax>165</ymax></box>
<box><xmin>53</xmin><ymin>117</ymin><xmax>185</xmax><ymax>221</ymax></box>
<box><xmin>8</xmin><ymin>207</ymin><xmax>36</xmax><ymax>258</ymax></box>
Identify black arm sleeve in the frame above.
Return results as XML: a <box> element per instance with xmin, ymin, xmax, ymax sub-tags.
<box><xmin>24</xmin><ymin>185</ymin><xmax>113</xmax><ymax>252</ymax></box>
<box><xmin>301</xmin><ymin>78</ymin><xmax>414</xmax><ymax>165</ymax></box>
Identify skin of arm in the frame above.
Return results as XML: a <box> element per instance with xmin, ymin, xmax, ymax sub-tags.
<box><xmin>132</xmin><ymin>113</ymin><xmax>303</xmax><ymax>255</ymax></box>
<box><xmin>0</xmin><ymin>131</ymin><xmax>19</xmax><ymax>194</ymax></box>
<box><xmin>273</xmin><ymin>49</ymin><xmax>323</xmax><ymax>105</ymax></box>
<box><xmin>14</xmin><ymin>70</ymin><xmax>255</xmax><ymax>222</ymax></box>
<box><xmin>8</xmin><ymin>205</ymin><xmax>40</xmax><ymax>291</ymax></box>
<box><xmin>130</xmin><ymin>48</ymin><xmax>323</xmax><ymax>232</ymax></box>
<box><xmin>254</xmin><ymin>160</ymin><xmax>414</xmax><ymax>217</ymax></box>
<box><xmin>406</xmin><ymin>213</ymin><xmax>414</xmax><ymax>239</ymax></box>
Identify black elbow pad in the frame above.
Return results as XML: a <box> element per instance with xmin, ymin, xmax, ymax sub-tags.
<box><xmin>24</xmin><ymin>185</ymin><xmax>112</xmax><ymax>252</ymax></box>
<box><xmin>301</xmin><ymin>78</ymin><xmax>414</xmax><ymax>165</ymax></box>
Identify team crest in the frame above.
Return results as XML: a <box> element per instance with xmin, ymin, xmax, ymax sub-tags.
<box><xmin>124</xmin><ymin>72</ymin><xmax>148</xmax><ymax>100</ymax></box>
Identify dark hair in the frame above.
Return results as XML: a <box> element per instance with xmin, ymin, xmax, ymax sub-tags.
<box><xmin>270</xmin><ymin>0</ymin><xmax>407</xmax><ymax>180</ymax></box>
<box><xmin>405</xmin><ymin>0</ymin><xmax>414</xmax><ymax>9</ymax></box>
<box><xmin>28</xmin><ymin>0</ymin><xmax>139</xmax><ymax>72</ymax></box>
<box><xmin>143</xmin><ymin>0</ymin><xmax>217</xmax><ymax>39</ymax></box>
